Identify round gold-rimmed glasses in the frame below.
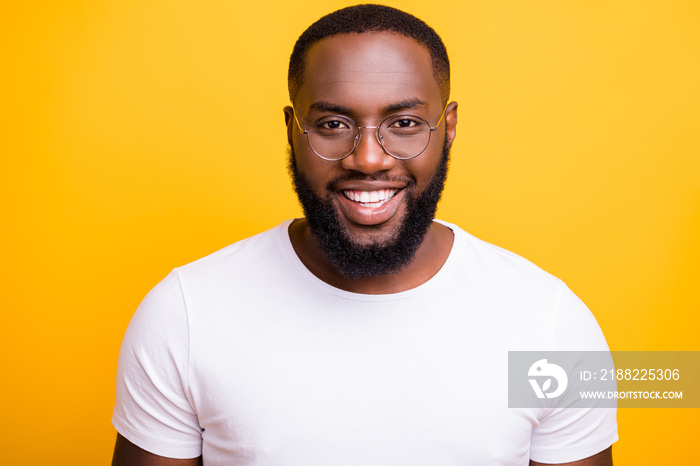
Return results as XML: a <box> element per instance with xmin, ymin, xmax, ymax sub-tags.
<box><xmin>293</xmin><ymin>106</ymin><xmax>447</xmax><ymax>161</ymax></box>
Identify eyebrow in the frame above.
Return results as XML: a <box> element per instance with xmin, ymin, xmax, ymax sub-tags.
<box><xmin>308</xmin><ymin>101</ymin><xmax>352</xmax><ymax>114</ymax></box>
<box><xmin>307</xmin><ymin>98</ymin><xmax>429</xmax><ymax>115</ymax></box>
<box><xmin>382</xmin><ymin>99</ymin><xmax>429</xmax><ymax>113</ymax></box>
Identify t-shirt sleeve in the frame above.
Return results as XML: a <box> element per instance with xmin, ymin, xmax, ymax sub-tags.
<box><xmin>529</xmin><ymin>283</ymin><xmax>618</xmax><ymax>464</ymax></box>
<box><xmin>112</xmin><ymin>269</ymin><xmax>202</xmax><ymax>459</ymax></box>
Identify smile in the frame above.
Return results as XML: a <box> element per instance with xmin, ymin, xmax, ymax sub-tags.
<box><xmin>342</xmin><ymin>189</ymin><xmax>399</xmax><ymax>208</ymax></box>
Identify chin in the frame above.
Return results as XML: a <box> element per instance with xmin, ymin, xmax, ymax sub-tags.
<box><xmin>335</xmin><ymin>213</ymin><xmax>408</xmax><ymax>250</ymax></box>
<box><xmin>287</xmin><ymin>142</ymin><xmax>449</xmax><ymax>280</ymax></box>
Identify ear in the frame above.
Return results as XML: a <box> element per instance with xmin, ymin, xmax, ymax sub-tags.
<box><xmin>444</xmin><ymin>101</ymin><xmax>458</xmax><ymax>150</ymax></box>
<box><xmin>283</xmin><ymin>106</ymin><xmax>295</xmax><ymax>146</ymax></box>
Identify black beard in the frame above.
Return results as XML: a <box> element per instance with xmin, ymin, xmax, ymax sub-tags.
<box><xmin>288</xmin><ymin>141</ymin><xmax>450</xmax><ymax>280</ymax></box>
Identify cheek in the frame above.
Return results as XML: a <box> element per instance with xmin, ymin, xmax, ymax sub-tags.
<box><xmin>292</xmin><ymin>145</ymin><xmax>338</xmax><ymax>193</ymax></box>
<box><xmin>408</xmin><ymin>153</ymin><xmax>444</xmax><ymax>191</ymax></box>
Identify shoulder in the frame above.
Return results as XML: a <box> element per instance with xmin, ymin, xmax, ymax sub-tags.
<box><xmin>179</xmin><ymin>220</ymin><xmax>292</xmax><ymax>274</ymax></box>
<box><xmin>439</xmin><ymin>219</ymin><xmax>564</xmax><ymax>293</ymax></box>
<box><xmin>436</xmin><ymin>220</ymin><xmax>610</xmax><ymax>351</ymax></box>
<box><xmin>122</xmin><ymin>221</ymin><xmax>293</xmax><ymax>332</ymax></box>
<box><xmin>164</xmin><ymin>220</ymin><xmax>296</xmax><ymax>290</ymax></box>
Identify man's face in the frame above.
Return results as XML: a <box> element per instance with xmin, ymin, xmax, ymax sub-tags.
<box><xmin>285</xmin><ymin>32</ymin><xmax>457</xmax><ymax>278</ymax></box>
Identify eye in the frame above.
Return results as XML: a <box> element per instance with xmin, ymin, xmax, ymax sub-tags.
<box><xmin>383</xmin><ymin>115</ymin><xmax>428</xmax><ymax>135</ymax></box>
<box><xmin>312</xmin><ymin>116</ymin><xmax>354</xmax><ymax>132</ymax></box>
<box><xmin>390</xmin><ymin>118</ymin><xmax>419</xmax><ymax>128</ymax></box>
<box><xmin>319</xmin><ymin>119</ymin><xmax>349</xmax><ymax>130</ymax></box>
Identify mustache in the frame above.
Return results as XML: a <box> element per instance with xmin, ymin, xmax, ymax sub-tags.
<box><xmin>326</xmin><ymin>173</ymin><xmax>416</xmax><ymax>191</ymax></box>
<box><xmin>286</xmin><ymin>144</ymin><xmax>419</xmax><ymax>192</ymax></box>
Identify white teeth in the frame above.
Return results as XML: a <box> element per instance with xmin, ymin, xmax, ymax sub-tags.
<box><xmin>343</xmin><ymin>189</ymin><xmax>398</xmax><ymax>207</ymax></box>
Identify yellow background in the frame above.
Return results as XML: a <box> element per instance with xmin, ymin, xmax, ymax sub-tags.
<box><xmin>2</xmin><ymin>1</ymin><xmax>698</xmax><ymax>464</ymax></box>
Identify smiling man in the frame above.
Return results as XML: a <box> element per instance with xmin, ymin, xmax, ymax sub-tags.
<box><xmin>112</xmin><ymin>5</ymin><xmax>617</xmax><ymax>465</ymax></box>
<box><xmin>285</xmin><ymin>29</ymin><xmax>456</xmax><ymax>293</ymax></box>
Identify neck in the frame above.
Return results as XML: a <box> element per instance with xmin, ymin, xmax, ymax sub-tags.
<box><xmin>288</xmin><ymin>218</ymin><xmax>454</xmax><ymax>294</ymax></box>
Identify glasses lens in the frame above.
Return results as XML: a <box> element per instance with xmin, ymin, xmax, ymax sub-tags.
<box><xmin>379</xmin><ymin>115</ymin><xmax>432</xmax><ymax>159</ymax></box>
<box><xmin>307</xmin><ymin>115</ymin><xmax>358</xmax><ymax>160</ymax></box>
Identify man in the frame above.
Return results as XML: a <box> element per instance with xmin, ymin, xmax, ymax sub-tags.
<box><xmin>112</xmin><ymin>5</ymin><xmax>617</xmax><ymax>465</ymax></box>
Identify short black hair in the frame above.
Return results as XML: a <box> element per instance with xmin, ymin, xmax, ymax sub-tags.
<box><xmin>288</xmin><ymin>4</ymin><xmax>450</xmax><ymax>105</ymax></box>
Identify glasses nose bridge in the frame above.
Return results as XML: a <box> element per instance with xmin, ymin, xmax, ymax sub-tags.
<box><xmin>355</xmin><ymin>124</ymin><xmax>384</xmax><ymax>151</ymax></box>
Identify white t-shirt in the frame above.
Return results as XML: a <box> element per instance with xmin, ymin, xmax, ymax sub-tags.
<box><xmin>113</xmin><ymin>220</ymin><xmax>617</xmax><ymax>465</ymax></box>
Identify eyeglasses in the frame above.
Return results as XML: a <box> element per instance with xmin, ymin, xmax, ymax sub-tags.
<box><xmin>293</xmin><ymin>106</ymin><xmax>447</xmax><ymax>161</ymax></box>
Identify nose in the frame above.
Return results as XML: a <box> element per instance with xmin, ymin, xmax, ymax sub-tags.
<box><xmin>340</xmin><ymin>126</ymin><xmax>396</xmax><ymax>174</ymax></box>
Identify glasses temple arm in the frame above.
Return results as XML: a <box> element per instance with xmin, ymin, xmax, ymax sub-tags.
<box><xmin>292</xmin><ymin>108</ymin><xmax>309</xmax><ymax>135</ymax></box>
<box><xmin>431</xmin><ymin>103</ymin><xmax>449</xmax><ymax>131</ymax></box>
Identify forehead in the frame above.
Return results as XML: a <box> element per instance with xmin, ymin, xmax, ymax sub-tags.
<box><xmin>296</xmin><ymin>32</ymin><xmax>442</xmax><ymax>115</ymax></box>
